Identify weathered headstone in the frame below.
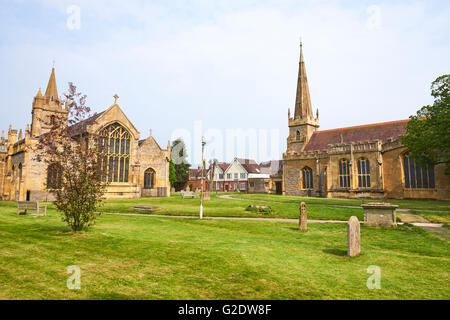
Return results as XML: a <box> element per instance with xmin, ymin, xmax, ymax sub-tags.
<box><xmin>299</xmin><ymin>202</ymin><xmax>307</xmax><ymax>231</ymax></box>
<box><xmin>347</xmin><ymin>216</ymin><xmax>360</xmax><ymax>257</ymax></box>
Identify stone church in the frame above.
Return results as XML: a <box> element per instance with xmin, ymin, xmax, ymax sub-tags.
<box><xmin>0</xmin><ymin>68</ymin><xmax>171</xmax><ymax>201</ymax></box>
<box><xmin>283</xmin><ymin>43</ymin><xmax>449</xmax><ymax>200</ymax></box>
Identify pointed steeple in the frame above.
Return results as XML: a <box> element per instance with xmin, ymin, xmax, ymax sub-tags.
<box><xmin>294</xmin><ymin>41</ymin><xmax>313</xmax><ymax>119</ymax></box>
<box><xmin>44</xmin><ymin>67</ymin><xmax>58</xmax><ymax>103</ymax></box>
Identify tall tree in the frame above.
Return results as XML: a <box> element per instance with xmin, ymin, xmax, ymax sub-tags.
<box><xmin>34</xmin><ymin>83</ymin><xmax>107</xmax><ymax>232</ymax></box>
<box><xmin>170</xmin><ymin>138</ymin><xmax>191</xmax><ymax>191</ymax></box>
<box><xmin>402</xmin><ymin>74</ymin><xmax>450</xmax><ymax>174</ymax></box>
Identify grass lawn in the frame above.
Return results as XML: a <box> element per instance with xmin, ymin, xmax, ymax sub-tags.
<box><xmin>96</xmin><ymin>194</ymin><xmax>365</xmax><ymax>221</ymax></box>
<box><xmin>0</xmin><ymin>201</ymin><xmax>449</xmax><ymax>300</ymax></box>
<box><xmin>230</xmin><ymin>193</ymin><xmax>450</xmax><ymax>212</ymax></box>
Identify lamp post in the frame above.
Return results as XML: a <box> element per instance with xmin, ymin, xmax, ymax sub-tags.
<box><xmin>200</xmin><ymin>137</ymin><xmax>206</xmax><ymax>219</ymax></box>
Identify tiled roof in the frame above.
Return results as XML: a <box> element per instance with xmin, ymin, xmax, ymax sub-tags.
<box><xmin>217</xmin><ymin>162</ymin><xmax>230</xmax><ymax>172</ymax></box>
<box><xmin>236</xmin><ymin>158</ymin><xmax>260</xmax><ymax>173</ymax></box>
<box><xmin>303</xmin><ymin>119</ymin><xmax>409</xmax><ymax>152</ymax></box>
<box><xmin>68</xmin><ymin>111</ymin><xmax>105</xmax><ymax>137</ymax></box>
<box><xmin>259</xmin><ymin>160</ymin><xmax>282</xmax><ymax>175</ymax></box>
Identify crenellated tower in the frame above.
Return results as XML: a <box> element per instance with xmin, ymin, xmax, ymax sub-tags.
<box><xmin>286</xmin><ymin>42</ymin><xmax>319</xmax><ymax>153</ymax></box>
<box><xmin>31</xmin><ymin>67</ymin><xmax>68</xmax><ymax>137</ymax></box>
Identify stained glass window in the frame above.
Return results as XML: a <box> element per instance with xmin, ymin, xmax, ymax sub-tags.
<box><xmin>99</xmin><ymin>123</ymin><xmax>131</xmax><ymax>183</ymax></box>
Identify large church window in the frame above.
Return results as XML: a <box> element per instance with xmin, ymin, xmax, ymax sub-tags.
<box><xmin>339</xmin><ymin>159</ymin><xmax>350</xmax><ymax>188</ymax></box>
<box><xmin>47</xmin><ymin>163</ymin><xmax>62</xmax><ymax>189</ymax></box>
<box><xmin>403</xmin><ymin>154</ymin><xmax>435</xmax><ymax>189</ymax></box>
<box><xmin>144</xmin><ymin>168</ymin><xmax>155</xmax><ymax>189</ymax></box>
<box><xmin>99</xmin><ymin>123</ymin><xmax>131</xmax><ymax>183</ymax></box>
<box><xmin>302</xmin><ymin>167</ymin><xmax>313</xmax><ymax>189</ymax></box>
<box><xmin>357</xmin><ymin>158</ymin><xmax>370</xmax><ymax>188</ymax></box>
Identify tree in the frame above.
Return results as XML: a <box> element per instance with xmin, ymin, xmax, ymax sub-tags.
<box><xmin>206</xmin><ymin>159</ymin><xmax>218</xmax><ymax>192</ymax></box>
<box><xmin>170</xmin><ymin>138</ymin><xmax>191</xmax><ymax>191</ymax></box>
<box><xmin>402</xmin><ymin>74</ymin><xmax>450</xmax><ymax>174</ymax></box>
<box><xmin>34</xmin><ymin>83</ymin><xmax>107</xmax><ymax>232</ymax></box>
<box><xmin>169</xmin><ymin>158</ymin><xmax>176</xmax><ymax>188</ymax></box>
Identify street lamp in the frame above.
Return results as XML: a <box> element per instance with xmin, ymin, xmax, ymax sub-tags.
<box><xmin>200</xmin><ymin>136</ymin><xmax>206</xmax><ymax>219</ymax></box>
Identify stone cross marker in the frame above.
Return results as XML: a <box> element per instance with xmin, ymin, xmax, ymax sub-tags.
<box><xmin>347</xmin><ymin>216</ymin><xmax>360</xmax><ymax>257</ymax></box>
<box><xmin>299</xmin><ymin>202</ymin><xmax>307</xmax><ymax>231</ymax></box>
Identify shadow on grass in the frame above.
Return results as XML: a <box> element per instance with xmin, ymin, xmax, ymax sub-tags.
<box><xmin>322</xmin><ymin>248</ymin><xmax>347</xmax><ymax>256</ymax></box>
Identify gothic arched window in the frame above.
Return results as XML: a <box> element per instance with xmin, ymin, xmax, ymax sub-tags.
<box><xmin>99</xmin><ymin>123</ymin><xmax>131</xmax><ymax>183</ymax></box>
<box><xmin>144</xmin><ymin>168</ymin><xmax>155</xmax><ymax>189</ymax></box>
<box><xmin>403</xmin><ymin>154</ymin><xmax>435</xmax><ymax>189</ymax></box>
<box><xmin>357</xmin><ymin>158</ymin><xmax>370</xmax><ymax>188</ymax></box>
<box><xmin>339</xmin><ymin>159</ymin><xmax>350</xmax><ymax>188</ymax></box>
<box><xmin>296</xmin><ymin>130</ymin><xmax>301</xmax><ymax>141</ymax></box>
<box><xmin>302</xmin><ymin>167</ymin><xmax>313</xmax><ymax>189</ymax></box>
<box><xmin>47</xmin><ymin>163</ymin><xmax>62</xmax><ymax>189</ymax></box>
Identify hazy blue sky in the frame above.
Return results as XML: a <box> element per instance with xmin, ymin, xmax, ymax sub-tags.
<box><xmin>1</xmin><ymin>0</ymin><xmax>449</xmax><ymax>164</ymax></box>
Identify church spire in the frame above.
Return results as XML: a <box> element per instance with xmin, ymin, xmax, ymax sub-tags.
<box><xmin>44</xmin><ymin>67</ymin><xmax>59</xmax><ymax>103</ymax></box>
<box><xmin>294</xmin><ymin>41</ymin><xmax>313</xmax><ymax>119</ymax></box>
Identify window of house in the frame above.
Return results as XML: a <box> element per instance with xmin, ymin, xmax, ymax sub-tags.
<box><xmin>403</xmin><ymin>154</ymin><xmax>435</xmax><ymax>189</ymax></box>
<box><xmin>234</xmin><ymin>173</ymin><xmax>238</xmax><ymax>179</ymax></box>
<box><xmin>144</xmin><ymin>168</ymin><xmax>155</xmax><ymax>189</ymax></box>
<box><xmin>98</xmin><ymin>123</ymin><xmax>131</xmax><ymax>183</ymax></box>
<box><xmin>249</xmin><ymin>182</ymin><xmax>254</xmax><ymax>187</ymax></box>
<box><xmin>339</xmin><ymin>159</ymin><xmax>351</xmax><ymax>188</ymax></box>
<box><xmin>47</xmin><ymin>163</ymin><xmax>62</xmax><ymax>189</ymax></box>
<box><xmin>219</xmin><ymin>173</ymin><xmax>224</xmax><ymax>179</ymax></box>
<box><xmin>240</xmin><ymin>183</ymin><xmax>246</xmax><ymax>191</ymax></box>
<box><xmin>357</xmin><ymin>158</ymin><xmax>370</xmax><ymax>188</ymax></box>
<box><xmin>217</xmin><ymin>182</ymin><xmax>220</xmax><ymax>190</ymax></box>
<box><xmin>227</xmin><ymin>173</ymin><xmax>232</xmax><ymax>179</ymax></box>
<box><xmin>302</xmin><ymin>167</ymin><xmax>313</xmax><ymax>189</ymax></box>
<box><xmin>240</xmin><ymin>173</ymin><xmax>246</xmax><ymax>179</ymax></box>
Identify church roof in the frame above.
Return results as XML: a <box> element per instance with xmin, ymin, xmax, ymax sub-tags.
<box><xmin>294</xmin><ymin>42</ymin><xmax>314</xmax><ymax>120</ymax></box>
<box><xmin>68</xmin><ymin>111</ymin><xmax>105</xmax><ymax>137</ymax></box>
<box><xmin>303</xmin><ymin>119</ymin><xmax>409</xmax><ymax>151</ymax></box>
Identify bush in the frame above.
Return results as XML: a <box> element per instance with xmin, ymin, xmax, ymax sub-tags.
<box><xmin>245</xmin><ymin>204</ymin><xmax>273</xmax><ymax>215</ymax></box>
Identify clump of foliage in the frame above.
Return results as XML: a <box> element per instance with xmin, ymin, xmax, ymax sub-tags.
<box><xmin>402</xmin><ymin>74</ymin><xmax>450</xmax><ymax>174</ymax></box>
<box><xmin>245</xmin><ymin>204</ymin><xmax>273</xmax><ymax>215</ymax></box>
<box><xmin>170</xmin><ymin>138</ymin><xmax>191</xmax><ymax>191</ymax></box>
<box><xmin>34</xmin><ymin>83</ymin><xmax>107</xmax><ymax>232</ymax></box>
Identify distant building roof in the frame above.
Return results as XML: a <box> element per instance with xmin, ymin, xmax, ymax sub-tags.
<box><xmin>236</xmin><ymin>158</ymin><xmax>260</xmax><ymax>173</ymax></box>
<box><xmin>303</xmin><ymin>119</ymin><xmax>409</xmax><ymax>152</ymax></box>
<box><xmin>259</xmin><ymin>160</ymin><xmax>282</xmax><ymax>175</ymax></box>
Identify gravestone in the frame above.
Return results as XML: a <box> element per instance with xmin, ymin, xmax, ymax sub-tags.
<box><xmin>347</xmin><ymin>216</ymin><xmax>360</xmax><ymax>257</ymax></box>
<box><xmin>362</xmin><ymin>203</ymin><xmax>398</xmax><ymax>227</ymax></box>
<box><xmin>299</xmin><ymin>202</ymin><xmax>307</xmax><ymax>231</ymax></box>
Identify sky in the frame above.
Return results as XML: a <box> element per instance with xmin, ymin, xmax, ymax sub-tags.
<box><xmin>1</xmin><ymin>0</ymin><xmax>449</xmax><ymax>165</ymax></box>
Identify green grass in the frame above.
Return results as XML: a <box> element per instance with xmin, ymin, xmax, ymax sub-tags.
<box><xmin>229</xmin><ymin>193</ymin><xmax>450</xmax><ymax>212</ymax></box>
<box><xmin>0</xmin><ymin>200</ymin><xmax>449</xmax><ymax>300</ymax></box>
<box><xmin>409</xmin><ymin>210</ymin><xmax>450</xmax><ymax>224</ymax></box>
<box><xmin>95</xmin><ymin>194</ymin><xmax>364</xmax><ymax>221</ymax></box>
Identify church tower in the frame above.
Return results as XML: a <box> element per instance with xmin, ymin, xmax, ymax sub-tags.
<box><xmin>31</xmin><ymin>67</ymin><xmax>68</xmax><ymax>137</ymax></box>
<box><xmin>286</xmin><ymin>42</ymin><xmax>319</xmax><ymax>153</ymax></box>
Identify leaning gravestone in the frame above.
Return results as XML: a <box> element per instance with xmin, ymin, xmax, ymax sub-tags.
<box><xmin>299</xmin><ymin>202</ymin><xmax>307</xmax><ymax>231</ymax></box>
<box><xmin>347</xmin><ymin>216</ymin><xmax>360</xmax><ymax>257</ymax></box>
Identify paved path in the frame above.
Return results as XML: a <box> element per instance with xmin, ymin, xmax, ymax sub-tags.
<box><xmin>102</xmin><ymin>212</ymin><xmax>443</xmax><ymax>228</ymax></box>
